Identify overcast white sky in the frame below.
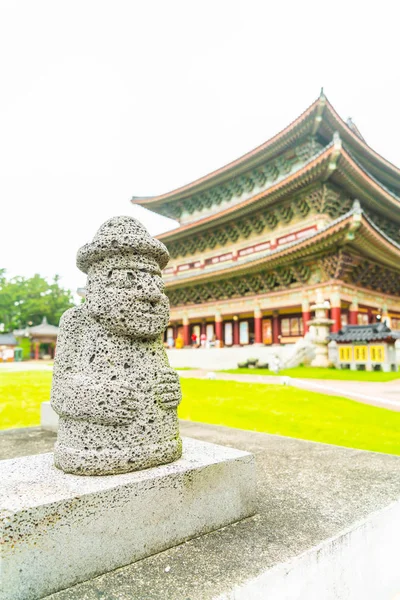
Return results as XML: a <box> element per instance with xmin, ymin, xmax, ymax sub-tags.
<box><xmin>1</xmin><ymin>0</ymin><xmax>399</xmax><ymax>295</ymax></box>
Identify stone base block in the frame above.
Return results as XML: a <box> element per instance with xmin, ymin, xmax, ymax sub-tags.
<box><xmin>40</xmin><ymin>400</ymin><xmax>58</xmax><ymax>431</ymax></box>
<box><xmin>0</xmin><ymin>438</ymin><xmax>256</xmax><ymax>600</ymax></box>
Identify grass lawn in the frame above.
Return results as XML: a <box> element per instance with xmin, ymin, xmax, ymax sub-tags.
<box><xmin>0</xmin><ymin>371</ymin><xmax>53</xmax><ymax>429</ymax></box>
<box><xmin>179</xmin><ymin>379</ymin><xmax>400</xmax><ymax>455</ymax></box>
<box><xmin>1</xmin><ymin>371</ymin><xmax>399</xmax><ymax>456</ymax></box>
<box><xmin>221</xmin><ymin>366</ymin><xmax>400</xmax><ymax>382</ymax></box>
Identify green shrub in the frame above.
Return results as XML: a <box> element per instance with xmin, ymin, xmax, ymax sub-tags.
<box><xmin>16</xmin><ymin>337</ymin><xmax>31</xmax><ymax>360</ymax></box>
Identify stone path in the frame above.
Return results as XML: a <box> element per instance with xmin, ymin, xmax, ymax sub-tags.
<box><xmin>0</xmin><ymin>360</ymin><xmax>53</xmax><ymax>372</ymax></box>
<box><xmin>178</xmin><ymin>370</ymin><xmax>400</xmax><ymax>412</ymax></box>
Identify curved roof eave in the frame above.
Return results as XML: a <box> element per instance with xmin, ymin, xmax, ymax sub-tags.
<box><xmin>132</xmin><ymin>96</ymin><xmax>322</xmax><ymax>207</ymax></box>
<box><xmin>132</xmin><ymin>94</ymin><xmax>400</xmax><ymax>210</ymax></box>
<box><xmin>323</xmin><ymin>100</ymin><xmax>400</xmax><ymax>189</ymax></box>
<box><xmin>334</xmin><ymin>149</ymin><xmax>400</xmax><ymax>218</ymax></box>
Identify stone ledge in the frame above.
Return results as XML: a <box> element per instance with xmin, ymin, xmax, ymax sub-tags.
<box><xmin>0</xmin><ymin>437</ymin><xmax>256</xmax><ymax>600</ymax></box>
<box><xmin>41</xmin><ymin>400</ymin><xmax>58</xmax><ymax>432</ymax></box>
<box><xmin>39</xmin><ymin>422</ymin><xmax>400</xmax><ymax>600</ymax></box>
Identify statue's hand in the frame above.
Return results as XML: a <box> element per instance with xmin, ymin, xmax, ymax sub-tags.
<box><xmin>154</xmin><ymin>367</ymin><xmax>182</xmax><ymax>409</ymax></box>
<box><xmin>54</xmin><ymin>374</ymin><xmax>139</xmax><ymax>423</ymax></box>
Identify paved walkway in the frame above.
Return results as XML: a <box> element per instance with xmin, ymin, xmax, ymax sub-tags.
<box><xmin>178</xmin><ymin>370</ymin><xmax>400</xmax><ymax>411</ymax></box>
<box><xmin>0</xmin><ymin>360</ymin><xmax>53</xmax><ymax>372</ymax></box>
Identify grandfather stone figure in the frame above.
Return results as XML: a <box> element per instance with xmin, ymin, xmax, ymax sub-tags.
<box><xmin>51</xmin><ymin>216</ymin><xmax>182</xmax><ymax>475</ymax></box>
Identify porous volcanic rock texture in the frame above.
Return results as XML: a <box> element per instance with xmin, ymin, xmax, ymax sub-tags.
<box><xmin>50</xmin><ymin>216</ymin><xmax>182</xmax><ymax>475</ymax></box>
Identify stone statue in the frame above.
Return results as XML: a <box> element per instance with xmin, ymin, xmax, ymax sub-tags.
<box><xmin>51</xmin><ymin>216</ymin><xmax>182</xmax><ymax>475</ymax></box>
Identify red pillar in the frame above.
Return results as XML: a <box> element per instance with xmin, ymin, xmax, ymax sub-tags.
<box><xmin>201</xmin><ymin>321</ymin><xmax>206</xmax><ymax>337</ymax></box>
<box><xmin>330</xmin><ymin>292</ymin><xmax>342</xmax><ymax>333</ymax></box>
<box><xmin>302</xmin><ymin>311</ymin><xmax>311</xmax><ymax>334</ymax></box>
<box><xmin>349</xmin><ymin>309</ymin><xmax>358</xmax><ymax>325</ymax></box>
<box><xmin>215</xmin><ymin>315</ymin><xmax>223</xmax><ymax>342</ymax></box>
<box><xmin>272</xmin><ymin>311</ymin><xmax>280</xmax><ymax>344</ymax></box>
<box><xmin>233</xmin><ymin>318</ymin><xmax>240</xmax><ymax>346</ymax></box>
<box><xmin>302</xmin><ymin>299</ymin><xmax>310</xmax><ymax>334</ymax></box>
<box><xmin>183</xmin><ymin>319</ymin><xmax>190</xmax><ymax>347</ymax></box>
<box><xmin>348</xmin><ymin>299</ymin><xmax>358</xmax><ymax>325</ymax></box>
<box><xmin>34</xmin><ymin>342</ymin><xmax>40</xmax><ymax>360</ymax></box>
<box><xmin>254</xmin><ymin>309</ymin><xmax>262</xmax><ymax>344</ymax></box>
<box><xmin>331</xmin><ymin>306</ymin><xmax>341</xmax><ymax>333</ymax></box>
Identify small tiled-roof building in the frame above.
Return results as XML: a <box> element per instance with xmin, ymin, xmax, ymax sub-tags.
<box><xmin>330</xmin><ymin>322</ymin><xmax>400</xmax><ymax>344</ymax></box>
<box><xmin>330</xmin><ymin>322</ymin><xmax>400</xmax><ymax>371</ymax></box>
<box><xmin>132</xmin><ymin>91</ymin><xmax>400</xmax><ymax>348</ymax></box>
<box><xmin>0</xmin><ymin>333</ymin><xmax>18</xmax><ymax>346</ymax></box>
<box><xmin>0</xmin><ymin>333</ymin><xmax>18</xmax><ymax>362</ymax></box>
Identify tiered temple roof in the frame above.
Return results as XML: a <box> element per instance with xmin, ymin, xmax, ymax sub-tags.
<box><xmin>132</xmin><ymin>92</ymin><xmax>400</xmax><ymax>309</ymax></box>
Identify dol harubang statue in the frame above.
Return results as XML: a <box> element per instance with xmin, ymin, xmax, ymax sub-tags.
<box><xmin>51</xmin><ymin>216</ymin><xmax>182</xmax><ymax>475</ymax></box>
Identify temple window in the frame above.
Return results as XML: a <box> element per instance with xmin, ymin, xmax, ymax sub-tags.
<box><xmin>281</xmin><ymin>317</ymin><xmax>304</xmax><ymax>337</ymax></box>
<box><xmin>239</xmin><ymin>321</ymin><xmax>249</xmax><ymax>345</ymax></box>
<box><xmin>391</xmin><ymin>318</ymin><xmax>400</xmax><ymax>330</ymax></box>
<box><xmin>357</xmin><ymin>313</ymin><xmax>369</xmax><ymax>326</ymax></box>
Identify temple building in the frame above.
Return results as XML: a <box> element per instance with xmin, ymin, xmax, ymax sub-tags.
<box><xmin>132</xmin><ymin>92</ymin><xmax>400</xmax><ymax>347</ymax></box>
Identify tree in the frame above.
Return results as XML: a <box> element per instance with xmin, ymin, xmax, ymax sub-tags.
<box><xmin>0</xmin><ymin>272</ymin><xmax>75</xmax><ymax>331</ymax></box>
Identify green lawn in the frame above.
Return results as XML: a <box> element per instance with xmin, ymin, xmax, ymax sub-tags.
<box><xmin>1</xmin><ymin>371</ymin><xmax>400</xmax><ymax>456</ymax></box>
<box><xmin>179</xmin><ymin>379</ymin><xmax>400</xmax><ymax>455</ymax></box>
<box><xmin>221</xmin><ymin>366</ymin><xmax>400</xmax><ymax>382</ymax></box>
<box><xmin>0</xmin><ymin>371</ymin><xmax>53</xmax><ymax>429</ymax></box>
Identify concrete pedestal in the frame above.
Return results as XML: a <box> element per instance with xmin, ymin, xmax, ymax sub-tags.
<box><xmin>41</xmin><ymin>400</ymin><xmax>58</xmax><ymax>431</ymax></box>
<box><xmin>0</xmin><ymin>438</ymin><xmax>256</xmax><ymax>600</ymax></box>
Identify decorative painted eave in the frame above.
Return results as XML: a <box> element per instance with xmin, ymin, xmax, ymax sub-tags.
<box><xmin>158</xmin><ymin>141</ymin><xmax>400</xmax><ymax>243</ymax></box>
<box><xmin>158</xmin><ymin>143</ymin><xmax>336</xmax><ymax>242</ymax></box>
<box><xmin>164</xmin><ymin>206</ymin><xmax>400</xmax><ymax>289</ymax></box>
<box><xmin>132</xmin><ymin>95</ymin><xmax>323</xmax><ymax>209</ymax></box>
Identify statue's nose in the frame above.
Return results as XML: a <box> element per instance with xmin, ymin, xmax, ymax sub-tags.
<box><xmin>146</xmin><ymin>281</ymin><xmax>164</xmax><ymax>302</ymax></box>
<box><xmin>132</xmin><ymin>273</ymin><xmax>164</xmax><ymax>302</ymax></box>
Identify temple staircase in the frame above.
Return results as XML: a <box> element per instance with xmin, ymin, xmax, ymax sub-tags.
<box><xmin>283</xmin><ymin>333</ymin><xmax>316</xmax><ymax>369</ymax></box>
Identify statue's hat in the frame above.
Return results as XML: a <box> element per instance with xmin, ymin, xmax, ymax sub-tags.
<box><xmin>77</xmin><ymin>216</ymin><xmax>169</xmax><ymax>273</ymax></box>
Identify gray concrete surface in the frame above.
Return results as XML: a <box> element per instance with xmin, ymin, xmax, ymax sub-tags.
<box><xmin>0</xmin><ymin>426</ymin><xmax>56</xmax><ymax>459</ymax></box>
<box><xmin>2</xmin><ymin>422</ymin><xmax>400</xmax><ymax>599</ymax></box>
